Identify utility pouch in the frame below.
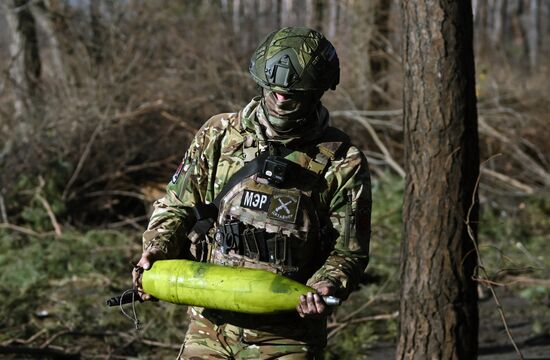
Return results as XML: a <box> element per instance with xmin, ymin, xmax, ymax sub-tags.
<box><xmin>215</xmin><ymin>220</ymin><xmax>244</xmax><ymax>254</ymax></box>
<box><xmin>266</xmin><ymin>233</ymin><xmax>288</xmax><ymax>265</ymax></box>
<box><xmin>242</xmin><ymin>227</ymin><xmax>269</xmax><ymax>262</ymax></box>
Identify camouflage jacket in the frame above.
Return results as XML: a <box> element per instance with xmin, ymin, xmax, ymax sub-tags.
<box><xmin>142</xmin><ymin>98</ymin><xmax>371</xmax><ymax>300</ymax></box>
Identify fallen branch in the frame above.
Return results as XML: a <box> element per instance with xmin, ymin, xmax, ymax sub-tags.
<box><xmin>1</xmin><ymin>328</ymin><xmax>47</xmax><ymax>346</ymax></box>
<box><xmin>479</xmin><ymin>117</ymin><xmax>550</xmax><ymax>188</ymax></box>
<box><xmin>78</xmin><ymin>155</ymin><xmax>178</xmax><ymax>193</ymax></box>
<box><xmin>83</xmin><ymin>190</ymin><xmax>147</xmax><ymax>201</ymax></box>
<box><xmin>106</xmin><ymin>215</ymin><xmax>149</xmax><ymax>230</ymax></box>
<box><xmin>160</xmin><ymin>111</ymin><xmax>199</xmax><ymax>133</ymax></box>
<box><xmin>0</xmin><ymin>192</ymin><xmax>7</xmax><ymax>223</ymax></box>
<box><xmin>40</xmin><ymin>330</ymin><xmax>70</xmax><ymax>349</ymax></box>
<box><xmin>140</xmin><ymin>339</ymin><xmax>181</xmax><ymax>350</ymax></box>
<box><xmin>36</xmin><ymin>176</ymin><xmax>62</xmax><ymax>237</ymax></box>
<box><xmin>328</xmin><ymin>311</ymin><xmax>399</xmax><ymax>329</ymax></box>
<box><xmin>466</xmin><ymin>159</ymin><xmax>525</xmax><ymax>360</ymax></box>
<box><xmin>112</xmin><ymin>99</ymin><xmax>166</xmax><ymax>121</ymax></box>
<box><xmin>504</xmin><ymin>275</ymin><xmax>550</xmax><ymax>287</ymax></box>
<box><xmin>481</xmin><ymin>168</ymin><xmax>534</xmax><ymax>195</ymax></box>
<box><xmin>337</xmin><ymin>112</ymin><xmax>405</xmax><ymax>178</ymax></box>
<box><xmin>0</xmin><ymin>223</ymin><xmax>52</xmax><ymax>237</ymax></box>
<box><xmin>0</xmin><ymin>345</ymin><xmax>79</xmax><ymax>359</ymax></box>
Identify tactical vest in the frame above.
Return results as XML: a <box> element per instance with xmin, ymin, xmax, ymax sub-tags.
<box><xmin>191</xmin><ymin>123</ymin><xmax>350</xmax><ymax>283</ymax></box>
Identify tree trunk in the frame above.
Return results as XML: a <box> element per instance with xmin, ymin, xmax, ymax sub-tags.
<box><xmin>526</xmin><ymin>0</ymin><xmax>540</xmax><ymax>69</ymax></box>
<box><xmin>369</xmin><ymin>0</ymin><xmax>392</xmax><ymax>108</ymax></box>
<box><xmin>489</xmin><ymin>0</ymin><xmax>507</xmax><ymax>50</ymax></box>
<box><xmin>327</xmin><ymin>0</ymin><xmax>338</xmax><ymax>39</ymax></box>
<box><xmin>89</xmin><ymin>0</ymin><xmax>103</xmax><ymax>66</ymax></box>
<box><xmin>30</xmin><ymin>0</ymin><xmax>68</xmax><ymax>84</ymax></box>
<box><xmin>305</xmin><ymin>0</ymin><xmax>316</xmax><ymax>29</ymax></box>
<box><xmin>3</xmin><ymin>0</ymin><xmax>41</xmax><ymax>121</ymax></box>
<box><xmin>281</xmin><ymin>0</ymin><xmax>296</xmax><ymax>27</ymax></box>
<box><xmin>398</xmin><ymin>0</ymin><xmax>480</xmax><ymax>359</ymax></box>
<box><xmin>232</xmin><ymin>0</ymin><xmax>241</xmax><ymax>34</ymax></box>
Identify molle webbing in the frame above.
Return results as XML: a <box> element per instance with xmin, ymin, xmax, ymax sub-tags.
<box><xmin>189</xmin><ymin>127</ymin><xmax>350</xmax><ymax>239</ymax></box>
<box><xmin>190</xmin><ymin>151</ymin><xmax>270</xmax><ymax>238</ymax></box>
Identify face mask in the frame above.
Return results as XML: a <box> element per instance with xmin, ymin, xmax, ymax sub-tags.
<box><xmin>262</xmin><ymin>89</ymin><xmax>320</xmax><ymax>132</ymax></box>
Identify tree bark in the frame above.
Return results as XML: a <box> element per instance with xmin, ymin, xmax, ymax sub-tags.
<box><xmin>3</xmin><ymin>0</ymin><xmax>41</xmax><ymax>121</ymax></box>
<box><xmin>30</xmin><ymin>0</ymin><xmax>68</xmax><ymax>84</ymax></box>
<box><xmin>398</xmin><ymin>0</ymin><xmax>480</xmax><ymax>359</ymax></box>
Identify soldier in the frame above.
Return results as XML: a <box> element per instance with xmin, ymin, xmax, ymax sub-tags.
<box><xmin>132</xmin><ymin>27</ymin><xmax>371</xmax><ymax>359</ymax></box>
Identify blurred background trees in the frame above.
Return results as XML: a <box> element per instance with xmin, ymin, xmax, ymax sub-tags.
<box><xmin>0</xmin><ymin>1</ymin><xmax>549</xmax><ymax>359</ymax></box>
<box><xmin>1</xmin><ymin>0</ymin><xmax>548</xmax><ymax>224</ymax></box>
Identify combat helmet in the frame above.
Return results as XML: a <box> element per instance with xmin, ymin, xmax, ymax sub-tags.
<box><xmin>249</xmin><ymin>27</ymin><xmax>340</xmax><ymax>95</ymax></box>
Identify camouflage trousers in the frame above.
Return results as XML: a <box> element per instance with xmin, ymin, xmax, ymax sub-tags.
<box><xmin>177</xmin><ymin>307</ymin><xmax>325</xmax><ymax>359</ymax></box>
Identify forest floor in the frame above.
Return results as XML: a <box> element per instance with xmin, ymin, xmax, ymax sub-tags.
<box><xmin>1</xmin><ymin>179</ymin><xmax>548</xmax><ymax>359</ymax></box>
<box><xmin>365</xmin><ymin>287</ymin><xmax>550</xmax><ymax>360</ymax></box>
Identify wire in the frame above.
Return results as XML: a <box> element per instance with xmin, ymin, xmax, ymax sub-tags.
<box><xmin>118</xmin><ymin>288</ymin><xmax>142</xmax><ymax>330</ymax></box>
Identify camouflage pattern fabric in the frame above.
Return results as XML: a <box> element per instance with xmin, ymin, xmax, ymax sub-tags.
<box><xmin>143</xmin><ymin>97</ymin><xmax>371</xmax><ymax>356</ymax></box>
<box><xmin>249</xmin><ymin>27</ymin><xmax>339</xmax><ymax>94</ymax></box>
<box><xmin>178</xmin><ymin>307</ymin><xmax>323</xmax><ymax>359</ymax></box>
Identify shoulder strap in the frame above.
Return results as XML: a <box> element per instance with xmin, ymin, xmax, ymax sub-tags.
<box><xmin>190</xmin><ymin>151</ymin><xmax>269</xmax><ymax>238</ymax></box>
<box><xmin>307</xmin><ymin>126</ymin><xmax>351</xmax><ymax>175</ymax></box>
<box><xmin>190</xmin><ymin>127</ymin><xmax>351</xmax><ymax>238</ymax></box>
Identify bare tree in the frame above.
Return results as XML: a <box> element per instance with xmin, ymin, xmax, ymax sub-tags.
<box><xmin>489</xmin><ymin>0</ymin><xmax>507</xmax><ymax>49</ymax></box>
<box><xmin>280</xmin><ymin>0</ymin><xmax>297</xmax><ymax>27</ymax></box>
<box><xmin>89</xmin><ymin>0</ymin><xmax>103</xmax><ymax>66</ymax></box>
<box><xmin>3</xmin><ymin>0</ymin><xmax>41</xmax><ymax>122</ymax></box>
<box><xmin>398</xmin><ymin>0</ymin><xmax>480</xmax><ymax>358</ymax></box>
<box><xmin>526</xmin><ymin>0</ymin><xmax>540</xmax><ymax>69</ymax></box>
<box><xmin>29</xmin><ymin>0</ymin><xmax>67</xmax><ymax>85</ymax></box>
<box><xmin>369</xmin><ymin>0</ymin><xmax>392</xmax><ymax>107</ymax></box>
<box><xmin>233</xmin><ymin>0</ymin><xmax>241</xmax><ymax>33</ymax></box>
<box><xmin>305</xmin><ymin>0</ymin><xmax>316</xmax><ymax>28</ymax></box>
<box><xmin>327</xmin><ymin>0</ymin><xmax>338</xmax><ymax>39</ymax></box>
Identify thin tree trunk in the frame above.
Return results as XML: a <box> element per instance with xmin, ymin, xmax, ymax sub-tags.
<box><xmin>89</xmin><ymin>0</ymin><xmax>103</xmax><ymax>66</ymax></box>
<box><xmin>30</xmin><ymin>0</ymin><xmax>68</xmax><ymax>85</ymax></box>
<box><xmin>527</xmin><ymin>0</ymin><xmax>540</xmax><ymax>69</ymax></box>
<box><xmin>369</xmin><ymin>0</ymin><xmax>392</xmax><ymax>108</ymax></box>
<box><xmin>232</xmin><ymin>0</ymin><xmax>240</xmax><ymax>33</ymax></box>
<box><xmin>3</xmin><ymin>0</ymin><xmax>41</xmax><ymax>122</ymax></box>
<box><xmin>305</xmin><ymin>0</ymin><xmax>316</xmax><ymax>28</ymax></box>
<box><xmin>398</xmin><ymin>0</ymin><xmax>480</xmax><ymax>358</ymax></box>
<box><xmin>281</xmin><ymin>0</ymin><xmax>296</xmax><ymax>27</ymax></box>
<box><xmin>327</xmin><ymin>0</ymin><xmax>338</xmax><ymax>39</ymax></box>
<box><xmin>274</xmin><ymin>0</ymin><xmax>282</xmax><ymax>29</ymax></box>
<box><xmin>490</xmin><ymin>0</ymin><xmax>507</xmax><ymax>49</ymax></box>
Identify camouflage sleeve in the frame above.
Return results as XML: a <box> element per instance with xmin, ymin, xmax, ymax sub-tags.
<box><xmin>142</xmin><ymin>115</ymin><xmax>228</xmax><ymax>257</ymax></box>
<box><xmin>307</xmin><ymin>145</ymin><xmax>372</xmax><ymax>300</ymax></box>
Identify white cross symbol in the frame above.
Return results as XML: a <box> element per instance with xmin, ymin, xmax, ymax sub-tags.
<box><xmin>275</xmin><ymin>198</ymin><xmax>293</xmax><ymax>214</ymax></box>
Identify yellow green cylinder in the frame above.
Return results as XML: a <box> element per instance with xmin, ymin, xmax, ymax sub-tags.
<box><xmin>142</xmin><ymin>260</ymin><xmax>331</xmax><ymax>314</ymax></box>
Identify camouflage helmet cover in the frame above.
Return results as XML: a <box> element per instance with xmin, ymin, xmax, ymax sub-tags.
<box><xmin>249</xmin><ymin>27</ymin><xmax>340</xmax><ymax>94</ymax></box>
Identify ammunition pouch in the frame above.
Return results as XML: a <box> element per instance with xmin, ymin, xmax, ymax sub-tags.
<box><xmin>214</xmin><ymin>220</ymin><xmax>291</xmax><ymax>266</ymax></box>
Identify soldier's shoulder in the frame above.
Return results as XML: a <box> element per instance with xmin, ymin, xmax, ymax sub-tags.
<box><xmin>318</xmin><ymin>127</ymin><xmax>367</xmax><ymax>174</ymax></box>
<box><xmin>200</xmin><ymin>112</ymin><xmax>241</xmax><ymax>134</ymax></box>
<box><xmin>318</xmin><ymin>126</ymin><xmax>365</xmax><ymax>161</ymax></box>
